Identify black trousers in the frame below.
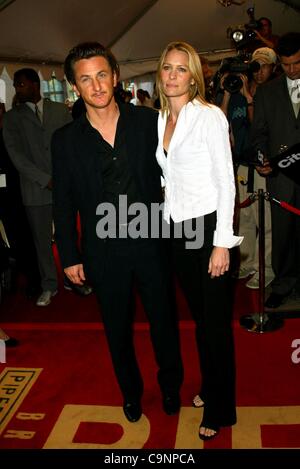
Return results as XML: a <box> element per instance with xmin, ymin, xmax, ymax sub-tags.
<box><xmin>93</xmin><ymin>238</ymin><xmax>183</xmax><ymax>403</ymax></box>
<box><xmin>172</xmin><ymin>212</ymin><xmax>236</xmax><ymax>428</ymax></box>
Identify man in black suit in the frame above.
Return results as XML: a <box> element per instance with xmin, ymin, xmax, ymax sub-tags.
<box><xmin>251</xmin><ymin>32</ymin><xmax>300</xmax><ymax>308</ymax></box>
<box><xmin>51</xmin><ymin>42</ymin><xmax>183</xmax><ymax>422</ymax></box>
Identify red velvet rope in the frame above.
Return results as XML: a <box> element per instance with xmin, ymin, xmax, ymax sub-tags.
<box><xmin>237</xmin><ymin>196</ymin><xmax>256</xmax><ymax>209</ymax></box>
<box><xmin>238</xmin><ymin>195</ymin><xmax>300</xmax><ymax>215</ymax></box>
<box><xmin>278</xmin><ymin>200</ymin><xmax>300</xmax><ymax>216</ymax></box>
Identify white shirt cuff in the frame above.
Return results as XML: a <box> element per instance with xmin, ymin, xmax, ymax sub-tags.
<box><xmin>213</xmin><ymin>230</ymin><xmax>243</xmax><ymax>249</ymax></box>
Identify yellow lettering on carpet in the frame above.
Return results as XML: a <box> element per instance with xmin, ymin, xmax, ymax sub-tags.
<box><xmin>233</xmin><ymin>406</ymin><xmax>300</xmax><ymax>449</ymax></box>
<box><xmin>4</xmin><ymin>430</ymin><xmax>36</xmax><ymax>439</ymax></box>
<box><xmin>0</xmin><ymin>368</ymin><xmax>42</xmax><ymax>435</ymax></box>
<box><xmin>44</xmin><ymin>405</ymin><xmax>150</xmax><ymax>449</ymax></box>
<box><xmin>17</xmin><ymin>412</ymin><xmax>45</xmax><ymax>420</ymax></box>
<box><xmin>176</xmin><ymin>406</ymin><xmax>300</xmax><ymax>449</ymax></box>
<box><xmin>175</xmin><ymin>407</ymin><xmax>204</xmax><ymax>449</ymax></box>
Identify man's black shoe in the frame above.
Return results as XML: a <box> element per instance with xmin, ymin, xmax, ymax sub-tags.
<box><xmin>162</xmin><ymin>395</ymin><xmax>181</xmax><ymax>415</ymax></box>
<box><xmin>123</xmin><ymin>402</ymin><xmax>142</xmax><ymax>422</ymax></box>
<box><xmin>265</xmin><ymin>292</ymin><xmax>285</xmax><ymax>309</ymax></box>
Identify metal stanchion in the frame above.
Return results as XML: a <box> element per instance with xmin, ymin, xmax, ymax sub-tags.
<box><xmin>240</xmin><ymin>189</ymin><xmax>284</xmax><ymax>333</ymax></box>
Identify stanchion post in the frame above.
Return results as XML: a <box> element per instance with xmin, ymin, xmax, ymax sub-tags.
<box><xmin>240</xmin><ymin>189</ymin><xmax>284</xmax><ymax>333</ymax></box>
<box><xmin>258</xmin><ymin>188</ymin><xmax>266</xmax><ymax>326</ymax></box>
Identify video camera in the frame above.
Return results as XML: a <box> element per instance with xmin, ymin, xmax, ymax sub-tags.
<box><xmin>229</xmin><ymin>6</ymin><xmax>263</xmax><ymax>51</ymax></box>
<box><xmin>213</xmin><ymin>7</ymin><xmax>265</xmax><ymax>94</ymax></box>
<box><xmin>214</xmin><ymin>55</ymin><xmax>260</xmax><ymax>94</ymax></box>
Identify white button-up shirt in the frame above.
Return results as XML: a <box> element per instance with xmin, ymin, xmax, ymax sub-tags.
<box><xmin>156</xmin><ymin>99</ymin><xmax>243</xmax><ymax>248</ymax></box>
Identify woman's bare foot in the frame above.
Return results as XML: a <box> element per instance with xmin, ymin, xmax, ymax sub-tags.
<box><xmin>198</xmin><ymin>424</ymin><xmax>219</xmax><ymax>440</ymax></box>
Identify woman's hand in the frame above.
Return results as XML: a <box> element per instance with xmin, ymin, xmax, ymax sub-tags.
<box><xmin>208</xmin><ymin>247</ymin><xmax>230</xmax><ymax>278</ymax></box>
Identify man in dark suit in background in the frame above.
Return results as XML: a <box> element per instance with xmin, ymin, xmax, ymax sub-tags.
<box><xmin>251</xmin><ymin>32</ymin><xmax>300</xmax><ymax>308</ymax></box>
<box><xmin>51</xmin><ymin>42</ymin><xmax>183</xmax><ymax>423</ymax></box>
<box><xmin>3</xmin><ymin>68</ymin><xmax>74</xmax><ymax>306</ymax></box>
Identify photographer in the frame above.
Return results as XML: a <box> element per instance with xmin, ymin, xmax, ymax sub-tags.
<box><xmin>236</xmin><ymin>48</ymin><xmax>277</xmax><ymax>289</ymax></box>
<box><xmin>215</xmin><ymin>48</ymin><xmax>277</xmax><ymax>287</ymax></box>
<box><xmin>215</xmin><ymin>60</ymin><xmax>253</xmax><ymax>167</ymax></box>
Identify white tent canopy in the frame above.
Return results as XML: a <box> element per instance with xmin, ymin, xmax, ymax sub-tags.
<box><xmin>0</xmin><ymin>0</ymin><xmax>299</xmax><ymax>83</ymax></box>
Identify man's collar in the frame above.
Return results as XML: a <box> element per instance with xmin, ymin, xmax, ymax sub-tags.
<box><xmin>286</xmin><ymin>76</ymin><xmax>300</xmax><ymax>88</ymax></box>
<box><xmin>25</xmin><ymin>98</ymin><xmax>43</xmax><ymax>112</ymax></box>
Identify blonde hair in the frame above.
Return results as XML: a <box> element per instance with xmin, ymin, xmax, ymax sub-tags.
<box><xmin>156</xmin><ymin>41</ymin><xmax>206</xmax><ymax>116</ymax></box>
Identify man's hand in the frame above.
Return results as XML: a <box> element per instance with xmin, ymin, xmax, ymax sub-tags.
<box><xmin>256</xmin><ymin>158</ymin><xmax>272</xmax><ymax>176</ymax></box>
<box><xmin>64</xmin><ymin>264</ymin><xmax>86</xmax><ymax>285</ymax></box>
<box><xmin>208</xmin><ymin>247</ymin><xmax>230</xmax><ymax>279</ymax></box>
<box><xmin>239</xmin><ymin>74</ymin><xmax>253</xmax><ymax>103</ymax></box>
<box><xmin>219</xmin><ymin>73</ymin><xmax>231</xmax><ymax>116</ymax></box>
<box><xmin>253</xmin><ymin>30</ymin><xmax>275</xmax><ymax>49</ymax></box>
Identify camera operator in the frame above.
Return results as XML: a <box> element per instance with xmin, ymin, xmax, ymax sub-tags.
<box><xmin>252</xmin><ymin>17</ymin><xmax>279</xmax><ymax>51</ymax></box>
<box><xmin>247</xmin><ymin>48</ymin><xmax>278</xmax><ymax>112</ymax></box>
<box><xmin>236</xmin><ymin>11</ymin><xmax>279</xmax><ymax>55</ymax></box>
<box><xmin>215</xmin><ymin>48</ymin><xmax>277</xmax><ymax>287</ymax></box>
<box><xmin>236</xmin><ymin>47</ymin><xmax>277</xmax><ymax>289</ymax></box>
<box><xmin>215</xmin><ymin>61</ymin><xmax>253</xmax><ymax>167</ymax></box>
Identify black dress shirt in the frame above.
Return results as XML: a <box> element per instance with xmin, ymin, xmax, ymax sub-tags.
<box><xmin>85</xmin><ymin>113</ymin><xmax>140</xmax><ymax>225</ymax></box>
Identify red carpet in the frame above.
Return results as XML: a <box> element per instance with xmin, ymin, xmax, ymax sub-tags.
<box><xmin>0</xmin><ymin>240</ymin><xmax>260</xmax><ymax>322</ymax></box>
<box><xmin>1</xmin><ymin>319</ymin><xmax>300</xmax><ymax>449</ymax></box>
<box><xmin>1</xmin><ymin>243</ymin><xmax>300</xmax><ymax>450</ymax></box>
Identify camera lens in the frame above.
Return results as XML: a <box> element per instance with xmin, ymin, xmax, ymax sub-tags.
<box><xmin>223</xmin><ymin>74</ymin><xmax>243</xmax><ymax>94</ymax></box>
<box><xmin>245</xmin><ymin>29</ymin><xmax>257</xmax><ymax>41</ymax></box>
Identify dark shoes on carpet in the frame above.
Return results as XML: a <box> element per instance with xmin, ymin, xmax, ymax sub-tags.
<box><xmin>265</xmin><ymin>292</ymin><xmax>286</xmax><ymax>309</ymax></box>
<box><xmin>123</xmin><ymin>395</ymin><xmax>181</xmax><ymax>422</ymax></box>
<box><xmin>123</xmin><ymin>402</ymin><xmax>142</xmax><ymax>422</ymax></box>
<box><xmin>162</xmin><ymin>395</ymin><xmax>181</xmax><ymax>415</ymax></box>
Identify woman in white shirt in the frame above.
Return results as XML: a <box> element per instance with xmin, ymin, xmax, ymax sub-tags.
<box><xmin>156</xmin><ymin>41</ymin><xmax>243</xmax><ymax>441</ymax></box>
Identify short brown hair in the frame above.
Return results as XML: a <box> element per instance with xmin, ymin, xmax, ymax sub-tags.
<box><xmin>64</xmin><ymin>42</ymin><xmax>119</xmax><ymax>85</ymax></box>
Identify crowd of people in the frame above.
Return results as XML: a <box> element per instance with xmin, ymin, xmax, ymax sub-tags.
<box><xmin>215</xmin><ymin>32</ymin><xmax>300</xmax><ymax>311</ymax></box>
<box><xmin>1</xmin><ymin>21</ymin><xmax>300</xmax><ymax>442</ymax></box>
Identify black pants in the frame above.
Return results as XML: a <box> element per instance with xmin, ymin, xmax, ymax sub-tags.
<box><xmin>172</xmin><ymin>212</ymin><xmax>236</xmax><ymax>428</ymax></box>
<box><xmin>94</xmin><ymin>238</ymin><xmax>183</xmax><ymax>403</ymax></box>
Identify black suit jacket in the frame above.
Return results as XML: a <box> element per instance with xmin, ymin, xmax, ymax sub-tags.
<box><xmin>52</xmin><ymin>103</ymin><xmax>162</xmax><ymax>283</ymax></box>
<box><xmin>251</xmin><ymin>74</ymin><xmax>300</xmax><ymax>199</ymax></box>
